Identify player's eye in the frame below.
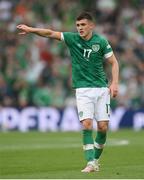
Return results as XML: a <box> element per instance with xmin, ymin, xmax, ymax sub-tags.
<box><xmin>81</xmin><ymin>23</ymin><xmax>86</xmax><ymax>26</ymax></box>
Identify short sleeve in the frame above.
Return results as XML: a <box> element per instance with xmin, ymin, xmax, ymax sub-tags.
<box><xmin>101</xmin><ymin>38</ymin><xmax>113</xmax><ymax>59</ymax></box>
<box><xmin>61</xmin><ymin>32</ymin><xmax>75</xmax><ymax>46</ymax></box>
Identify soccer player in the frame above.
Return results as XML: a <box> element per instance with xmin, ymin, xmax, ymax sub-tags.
<box><xmin>17</xmin><ymin>12</ymin><xmax>119</xmax><ymax>173</ymax></box>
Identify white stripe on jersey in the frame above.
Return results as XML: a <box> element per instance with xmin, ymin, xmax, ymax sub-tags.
<box><xmin>61</xmin><ymin>32</ymin><xmax>64</xmax><ymax>41</ymax></box>
<box><xmin>104</xmin><ymin>51</ymin><xmax>113</xmax><ymax>59</ymax></box>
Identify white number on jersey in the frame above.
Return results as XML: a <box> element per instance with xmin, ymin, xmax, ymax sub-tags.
<box><xmin>83</xmin><ymin>49</ymin><xmax>92</xmax><ymax>59</ymax></box>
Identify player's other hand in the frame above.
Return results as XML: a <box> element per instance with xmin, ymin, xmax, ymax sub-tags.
<box><xmin>17</xmin><ymin>24</ymin><xmax>31</xmax><ymax>35</ymax></box>
<box><xmin>109</xmin><ymin>83</ymin><xmax>118</xmax><ymax>98</ymax></box>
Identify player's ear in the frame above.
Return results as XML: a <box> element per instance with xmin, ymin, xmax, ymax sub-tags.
<box><xmin>89</xmin><ymin>21</ymin><xmax>95</xmax><ymax>30</ymax></box>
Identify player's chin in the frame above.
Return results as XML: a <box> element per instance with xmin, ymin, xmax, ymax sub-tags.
<box><xmin>113</xmin><ymin>94</ymin><xmax>117</xmax><ymax>98</ymax></box>
<box><xmin>79</xmin><ymin>32</ymin><xmax>85</xmax><ymax>37</ymax></box>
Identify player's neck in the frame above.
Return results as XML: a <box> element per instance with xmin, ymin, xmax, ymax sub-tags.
<box><xmin>82</xmin><ymin>32</ymin><xmax>93</xmax><ymax>41</ymax></box>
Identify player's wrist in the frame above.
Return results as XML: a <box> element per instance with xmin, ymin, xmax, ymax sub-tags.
<box><xmin>111</xmin><ymin>81</ymin><xmax>118</xmax><ymax>85</ymax></box>
<box><xmin>29</xmin><ymin>27</ymin><xmax>36</xmax><ymax>33</ymax></box>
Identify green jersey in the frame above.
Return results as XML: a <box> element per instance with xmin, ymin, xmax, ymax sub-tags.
<box><xmin>62</xmin><ymin>32</ymin><xmax>113</xmax><ymax>88</ymax></box>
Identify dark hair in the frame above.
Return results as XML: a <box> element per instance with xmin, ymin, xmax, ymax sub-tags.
<box><xmin>76</xmin><ymin>12</ymin><xmax>93</xmax><ymax>21</ymax></box>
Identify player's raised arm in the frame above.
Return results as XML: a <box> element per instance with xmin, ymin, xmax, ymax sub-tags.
<box><xmin>16</xmin><ymin>24</ymin><xmax>61</xmax><ymax>40</ymax></box>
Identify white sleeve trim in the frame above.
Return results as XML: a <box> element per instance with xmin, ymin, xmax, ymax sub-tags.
<box><xmin>61</xmin><ymin>32</ymin><xmax>64</xmax><ymax>41</ymax></box>
<box><xmin>104</xmin><ymin>51</ymin><xmax>113</xmax><ymax>59</ymax></box>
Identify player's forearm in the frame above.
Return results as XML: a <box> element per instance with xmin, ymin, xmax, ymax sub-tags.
<box><xmin>29</xmin><ymin>27</ymin><xmax>53</xmax><ymax>38</ymax></box>
<box><xmin>111</xmin><ymin>59</ymin><xmax>119</xmax><ymax>84</ymax></box>
<box><xmin>17</xmin><ymin>24</ymin><xmax>61</xmax><ymax>40</ymax></box>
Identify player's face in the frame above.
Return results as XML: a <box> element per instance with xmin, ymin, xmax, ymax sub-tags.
<box><xmin>76</xmin><ymin>19</ymin><xmax>94</xmax><ymax>39</ymax></box>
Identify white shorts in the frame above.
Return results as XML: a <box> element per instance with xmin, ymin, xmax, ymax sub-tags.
<box><xmin>76</xmin><ymin>87</ymin><xmax>110</xmax><ymax>121</ymax></box>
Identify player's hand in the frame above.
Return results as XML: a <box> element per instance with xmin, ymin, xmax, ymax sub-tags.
<box><xmin>16</xmin><ymin>24</ymin><xmax>31</xmax><ymax>35</ymax></box>
<box><xmin>109</xmin><ymin>83</ymin><xmax>118</xmax><ymax>98</ymax></box>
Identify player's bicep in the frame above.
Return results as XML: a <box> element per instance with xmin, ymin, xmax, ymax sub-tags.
<box><xmin>49</xmin><ymin>31</ymin><xmax>62</xmax><ymax>40</ymax></box>
<box><xmin>107</xmin><ymin>54</ymin><xmax>117</xmax><ymax>65</ymax></box>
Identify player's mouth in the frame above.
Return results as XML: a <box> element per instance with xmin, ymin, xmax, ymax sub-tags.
<box><xmin>79</xmin><ymin>31</ymin><xmax>84</xmax><ymax>35</ymax></box>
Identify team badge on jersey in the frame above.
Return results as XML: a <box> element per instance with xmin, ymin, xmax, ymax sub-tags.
<box><xmin>92</xmin><ymin>44</ymin><xmax>100</xmax><ymax>52</ymax></box>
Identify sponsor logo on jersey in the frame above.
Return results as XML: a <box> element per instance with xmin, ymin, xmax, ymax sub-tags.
<box><xmin>77</xmin><ymin>43</ymin><xmax>82</xmax><ymax>48</ymax></box>
<box><xmin>92</xmin><ymin>44</ymin><xmax>100</xmax><ymax>52</ymax></box>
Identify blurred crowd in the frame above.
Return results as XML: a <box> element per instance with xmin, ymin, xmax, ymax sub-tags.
<box><xmin>0</xmin><ymin>0</ymin><xmax>144</xmax><ymax>109</ymax></box>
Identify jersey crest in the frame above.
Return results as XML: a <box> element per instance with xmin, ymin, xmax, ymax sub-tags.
<box><xmin>92</xmin><ymin>44</ymin><xmax>100</xmax><ymax>52</ymax></box>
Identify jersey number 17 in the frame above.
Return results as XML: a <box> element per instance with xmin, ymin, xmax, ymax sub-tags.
<box><xmin>83</xmin><ymin>49</ymin><xmax>92</xmax><ymax>59</ymax></box>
